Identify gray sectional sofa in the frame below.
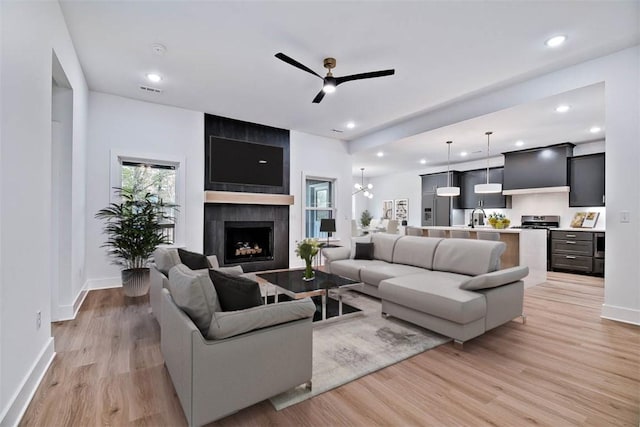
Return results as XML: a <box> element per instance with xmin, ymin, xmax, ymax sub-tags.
<box><xmin>323</xmin><ymin>234</ymin><xmax>528</xmax><ymax>346</ymax></box>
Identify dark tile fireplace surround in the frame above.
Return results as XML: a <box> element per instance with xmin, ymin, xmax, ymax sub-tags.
<box><xmin>203</xmin><ymin>114</ymin><xmax>291</xmax><ymax>273</ymax></box>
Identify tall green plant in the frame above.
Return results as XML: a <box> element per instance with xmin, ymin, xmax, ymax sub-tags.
<box><xmin>95</xmin><ymin>189</ymin><xmax>174</xmax><ymax>269</ymax></box>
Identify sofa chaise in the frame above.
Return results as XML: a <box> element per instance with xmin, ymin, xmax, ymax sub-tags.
<box><xmin>323</xmin><ymin>233</ymin><xmax>528</xmax><ymax>346</ymax></box>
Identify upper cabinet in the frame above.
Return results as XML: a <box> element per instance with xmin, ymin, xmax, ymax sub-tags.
<box><xmin>421</xmin><ymin>171</ymin><xmax>461</xmax><ymax>209</ymax></box>
<box><xmin>569</xmin><ymin>153</ymin><xmax>605</xmax><ymax>207</ymax></box>
<box><xmin>460</xmin><ymin>167</ymin><xmax>509</xmax><ymax>209</ymax></box>
<box><xmin>503</xmin><ymin>143</ymin><xmax>574</xmax><ymax>192</ymax></box>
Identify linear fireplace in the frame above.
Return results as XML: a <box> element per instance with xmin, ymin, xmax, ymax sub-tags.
<box><xmin>224</xmin><ymin>221</ymin><xmax>274</xmax><ymax>264</ymax></box>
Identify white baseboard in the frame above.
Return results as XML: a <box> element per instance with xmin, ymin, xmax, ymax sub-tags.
<box><xmin>54</xmin><ymin>287</ymin><xmax>89</xmax><ymax>322</ymax></box>
<box><xmin>0</xmin><ymin>339</ymin><xmax>55</xmax><ymax>427</ymax></box>
<box><xmin>601</xmin><ymin>304</ymin><xmax>640</xmax><ymax>326</ymax></box>
<box><xmin>85</xmin><ymin>276</ymin><xmax>121</xmax><ymax>290</ymax></box>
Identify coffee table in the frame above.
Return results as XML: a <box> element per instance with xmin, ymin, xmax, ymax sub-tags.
<box><xmin>256</xmin><ymin>268</ymin><xmax>363</xmax><ymax>322</ymax></box>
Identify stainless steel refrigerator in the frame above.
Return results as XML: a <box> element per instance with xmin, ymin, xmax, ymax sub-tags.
<box><xmin>422</xmin><ymin>192</ymin><xmax>457</xmax><ymax>226</ymax></box>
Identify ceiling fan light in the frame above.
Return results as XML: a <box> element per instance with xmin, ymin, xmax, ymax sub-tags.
<box><xmin>437</xmin><ymin>187</ymin><xmax>460</xmax><ymax>197</ymax></box>
<box><xmin>322</xmin><ymin>83</ymin><xmax>336</xmax><ymax>93</ymax></box>
<box><xmin>474</xmin><ymin>183</ymin><xmax>503</xmax><ymax>194</ymax></box>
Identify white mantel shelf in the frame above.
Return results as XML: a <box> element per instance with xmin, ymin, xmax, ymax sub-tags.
<box><xmin>204</xmin><ymin>191</ymin><xmax>294</xmax><ymax>206</ymax></box>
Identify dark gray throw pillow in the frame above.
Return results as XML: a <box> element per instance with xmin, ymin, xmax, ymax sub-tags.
<box><xmin>208</xmin><ymin>269</ymin><xmax>263</xmax><ymax>311</ymax></box>
<box><xmin>354</xmin><ymin>242</ymin><xmax>374</xmax><ymax>260</ymax></box>
<box><xmin>177</xmin><ymin>248</ymin><xmax>210</xmax><ymax>270</ymax></box>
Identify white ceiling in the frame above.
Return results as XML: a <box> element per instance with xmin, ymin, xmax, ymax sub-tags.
<box><xmin>354</xmin><ymin>82</ymin><xmax>606</xmax><ymax>177</ymax></box>
<box><xmin>59</xmin><ymin>1</ymin><xmax>639</xmax><ymax>146</ymax></box>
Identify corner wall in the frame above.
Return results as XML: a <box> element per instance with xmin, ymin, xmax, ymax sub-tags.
<box><xmin>0</xmin><ymin>1</ymin><xmax>89</xmax><ymax>424</ymax></box>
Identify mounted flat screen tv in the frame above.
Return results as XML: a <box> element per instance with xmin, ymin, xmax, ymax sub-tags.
<box><xmin>208</xmin><ymin>137</ymin><xmax>284</xmax><ymax>187</ymax></box>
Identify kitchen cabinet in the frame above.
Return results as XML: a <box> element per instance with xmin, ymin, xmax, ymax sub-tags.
<box><xmin>421</xmin><ymin>172</ymin><xmax>461</xmax><ymax>209</ymax></box>
<box><xmin>550</xmin><ymin>230</ymin><xmax>604</xmax><ymax>275</ymax></box>
<box><xmin>569</xmin><ymin>153</ymin><xmax>605</xmax><ymax>207</ymax></box>
<box><xmin>460</xmin><ymin>167</ymin><xmax>509</xmax><ymax>209</ymax></box>
<box><xmin>503</xmin><ymin>143</ymin><xmax>574</xmax><ymax>192</ymax></box>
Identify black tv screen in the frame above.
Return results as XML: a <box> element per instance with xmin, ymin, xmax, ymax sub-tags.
<box><xmin>209</xmin><ymin>137</ymin><xmax>284</xmax><ymax>187</ymax></box>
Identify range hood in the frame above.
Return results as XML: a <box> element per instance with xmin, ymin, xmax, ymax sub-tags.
<box><xmin>503</xmin><ymin>186</ymin><xmax>570</xmax><ymax>195</ymax></box>
<box><xmin>502</xmin><ymin>143</ymin><xmax>574</xmax><ymax>196</ymax></box>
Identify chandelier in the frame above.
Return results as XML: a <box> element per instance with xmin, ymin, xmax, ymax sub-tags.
<box><xmin>353</xmin><ymin>168</ymin><xmax>373</xmax><ymax>198</ymax></box>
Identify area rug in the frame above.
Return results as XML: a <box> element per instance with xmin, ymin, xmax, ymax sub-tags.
<box><xmin>269</xmin><ymin>290</ymin><xmax>450</xmax><ymax>410</ymax></box>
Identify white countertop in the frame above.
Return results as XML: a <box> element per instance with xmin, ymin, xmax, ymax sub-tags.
<box><xmin>553</xmin><ymin>228</ymin><xmax>605</xmax><ymax>232</ymax></box>
<box><xmin>420</xmin><ymin>226</ymin><xmax>545</xmax><ymax>234</ymax></box>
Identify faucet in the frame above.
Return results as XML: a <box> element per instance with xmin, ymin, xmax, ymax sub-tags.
<box><xmin>469</xmin><ymin>208</ymin><xmax>486</xmax><ymax>228</ymax></box>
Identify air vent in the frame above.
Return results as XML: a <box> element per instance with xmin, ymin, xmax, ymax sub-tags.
<box><xmin>139</xmin><ymin>85</ymin><xmax>162</xmax><ymax>93</ymax></box>
<box><xmin>331</xmin><ymin>129</ymin><xmax>344</xmax><ymax>133</ymax></box>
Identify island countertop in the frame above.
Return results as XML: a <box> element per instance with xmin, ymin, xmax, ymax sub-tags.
<box><xmin>419</xmin><ymin>226</ymin><xmax>536</xmax><ymax>234</ymax></box>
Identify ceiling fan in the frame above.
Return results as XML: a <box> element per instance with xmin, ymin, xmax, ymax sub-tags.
<box><xmin>275</xmin><ymin>52</ymin><xmax>395</xmax><ymax>104</ymax></box>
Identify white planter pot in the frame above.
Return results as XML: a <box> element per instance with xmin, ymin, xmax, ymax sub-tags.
<box><xmin>121</xmin><ymin>268</ymin><xmax>150</xmax><ymax>297</ymax></box>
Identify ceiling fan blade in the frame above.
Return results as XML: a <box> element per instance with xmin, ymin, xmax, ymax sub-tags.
<box><xmin>275</xmin><ymin>53</ymin><xmax>322</xmax><ymax>79</ymax></box>
<box><xmin>335</xmin><ymin>69</ymin><xmax>395</xmax><ymax>86</ymax></box>
<box><xmin>312</xmin><ymin>90</ymin><xmax>326</xmax><ymax>104</ymax></box>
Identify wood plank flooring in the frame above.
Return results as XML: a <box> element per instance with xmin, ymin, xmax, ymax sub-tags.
<box><xmin>20</xmin><ymin>273</ymin><xmax>639</xmax><ymax>426</ymax></box>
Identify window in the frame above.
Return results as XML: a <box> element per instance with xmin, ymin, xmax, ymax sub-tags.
<box><xmin>304</xmin><ymin>177</ymin><xmax>336</xmax><ymax>238</ymax></box>
<box><xmin>120</xmin><ymin>160</ymin><xmax>177</xmax><ymax>244</ymax></box>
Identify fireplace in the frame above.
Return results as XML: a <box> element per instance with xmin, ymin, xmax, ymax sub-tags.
<box><xmin>224</xmin><ymin>221</ymin><xmax>274</xmax><ymax>264</ymax></box>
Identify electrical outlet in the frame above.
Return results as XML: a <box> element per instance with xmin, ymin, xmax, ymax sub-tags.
<box><xmin>36</xmin><ymin>311</ymin><xmax>42</xmax><ymax>330</ymax></box>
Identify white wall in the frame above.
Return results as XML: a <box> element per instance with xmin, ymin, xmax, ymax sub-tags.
<box><xmin>351</xmin><ymin>46</ymin><xmax>640</xmax><ymax>324</ymax></box>
<box><xmin>85</xmin><ymin>92</ymin><xmax>204</xmax><ymax>286</ymax></box>
<box><xmin>0</xmin><ymin>1</ymin><xmax>89</xmax><ymax>424</ymax></box>
<box><xmin>290</xmin><ymin>132</ymin><xmax>352</xmax><ymax>267</ymax></box>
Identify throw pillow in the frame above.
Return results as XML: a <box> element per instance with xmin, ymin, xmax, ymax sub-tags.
<box><xmin>153</xmin><ymin>247</ymin><xmax>181</xmax><ymax>275</ymax></box>
<box><xmin>178</xmin><ymin>248</ymin><xmax>210</xmax><ymax>270</ymax></box>
<box><xmin>354</xmin><ymin>242</ymin><xmax>374</xmax><ymax>260</ymax></box>
<box><xmin>208</xmin><ymin>269</ymin><xmax>263</xmax><ymax>311</ymax></box>
<box><xmin>213</xmin><ymin>265</ymin><xmax>244</xmax><ymax>276</ymax></box>
<box><xmin>167</xmin><ymin>264</ymin><xmax>221</xmax><ymax>335</ymax></box>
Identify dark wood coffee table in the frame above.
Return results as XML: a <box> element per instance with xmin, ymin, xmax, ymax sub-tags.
<box><xmin>256</xmin><ymin>268</ymin><xmax>363</xmax><ymax>321</ymax></box>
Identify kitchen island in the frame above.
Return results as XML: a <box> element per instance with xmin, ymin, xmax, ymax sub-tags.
<box><xmin>419</xmin><ymin>226</ymin><xmax>547</xmax><ymax>288</ymax></box>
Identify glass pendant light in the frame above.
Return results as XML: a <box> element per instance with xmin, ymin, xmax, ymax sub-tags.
<box><xmin>475</xmin><ymin>131</ymin><xmax>502</xmax><ymax>194</ymax></box>
<box><xmin>353</xmin><ymin>168</ymin><xmax>374</xmax><ymax>199</ymax></box>
<box><xmin>436</xmin><ymin>141</ymin><xmax>460</xmax><ymax>197</ymax></box>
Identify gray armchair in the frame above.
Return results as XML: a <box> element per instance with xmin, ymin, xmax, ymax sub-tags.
<box><xmin>161</xmin><ymin>288</ymin><xmax>314</xmax><ymax>426</ymax></box>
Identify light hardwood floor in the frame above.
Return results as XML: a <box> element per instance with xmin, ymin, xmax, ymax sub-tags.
<box><xmin>20</xmin><ymin>273</ymin><xmax>639</xmax><ymax>426</ymax></box>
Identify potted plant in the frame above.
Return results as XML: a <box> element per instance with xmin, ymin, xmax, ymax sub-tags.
<box><xmin>360</xmin><ymin>209</ymin><xmax>373</xmax><ymax>228</ymax></box>
<box><xmin>95</xmin><ymin>189</ymin><xmax>174</xmax><ymax>296</ymax></box>
<box><xmin>295</xmin><ymin>238</ymin><xmax>320</xmax><ymax>281</ymax></box>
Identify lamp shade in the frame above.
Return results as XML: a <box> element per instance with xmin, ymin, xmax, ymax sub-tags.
<box><xmin>437</xmin><ymin>186</ymin><xmax>461</xmax><ymax>197</ymax></box>
<box><xmin>474</xmin><ymin>183</ymin><xmax>502</xmax><ymax>194</ymax></box>
<box><xmin>320</xmin><ymin>218</ymin><xmax>336</xmax><ymax>233</ymax></box>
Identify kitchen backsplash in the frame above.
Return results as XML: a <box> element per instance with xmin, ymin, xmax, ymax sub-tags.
<box><xmin>455</xmin><ymin>192</ymin><xmax>606</xmax><ymax>229</ymax></box>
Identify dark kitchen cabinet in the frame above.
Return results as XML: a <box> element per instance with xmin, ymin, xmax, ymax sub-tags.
<box><xmin>550</xmin><ymin>230</ymin><xmax>604</xmax><ymax>275</ymax></box>
<box><xmin>421</xmin><ymin>172</ymin><xmax>461</xmax><ymax>209</ymax></box>
<box><xmin>503</xmin><ymin>143</ymin><xmax>574</xmax><ymax>191</ymax></box>
<box><xmin>569</xmin><ymin>153</ymin><xmax>605</xmax><ymax>207</ymax></box>
<box><xmin>460</xmin><ymin>167</ymin><xmax>509</xmax><ymax>209</ymax></box>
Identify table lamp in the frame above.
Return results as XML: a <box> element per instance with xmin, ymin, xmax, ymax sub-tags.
<box><xmin>320</xmin><ymin>218</ymin><xmax>336</xmax><ymax>246</ymax></box>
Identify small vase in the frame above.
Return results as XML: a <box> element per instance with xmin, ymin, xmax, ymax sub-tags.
<box><xmin>303</xmin><ymin>259</ymin><xmax>315</xmax><ymax>281</ymax></box>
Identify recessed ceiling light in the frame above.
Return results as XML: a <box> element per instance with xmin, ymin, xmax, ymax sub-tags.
<box><xmin>545</xmin><ymin>35</ymin><xmax>567</xmax><ymax>48</ymax></box>
<box><xmin>146</xmin><ymin>73</ymin><xmax>162</xmax><ymax>83</ymax></box>
<box><xmin>376</xmin><ymin>151</ymin><xmax>384</xmax><ymax>157</ymax></box>
<box><xmin>590</xmin><ymin>126</ymin><xmax>602</xmax><ymax>133</ymax></box>
<box><xmin>346</xmin><ymin>122</ymin><xmax>356</xmax><ymax>129</ymax></box>
<box><xmin>515</xmin><ymin>140</ymin><xmax>525</xmax><ymax>147</ymax></box>
<box><xmin>419</xmin><ymin>159</ymin><xmax>427</xmax><ymax>165</ymax></box>
<box><xmin>460</xmin><ymin>151</ymin><xmax>468</xmax><ymax>157</ymax></box>
<box><xmin>555</xmin><ymin>104</ymin><xmax>570</xmax><ymax>113</ymax></box>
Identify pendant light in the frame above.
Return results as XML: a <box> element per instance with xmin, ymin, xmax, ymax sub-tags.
<box><xmin>475</xmin><ymin>131</ymin><xmax>502</xmax><ymax>194</ymax></box>
<box><xmin>436</xmin><ymin>141</ymin><xmax>460</xmax><ymax>197</ymax></box>
<box><xmin>353</xmin><ymin>167</ymin><xmax>374</xmax><ymax>199</ymax></box>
